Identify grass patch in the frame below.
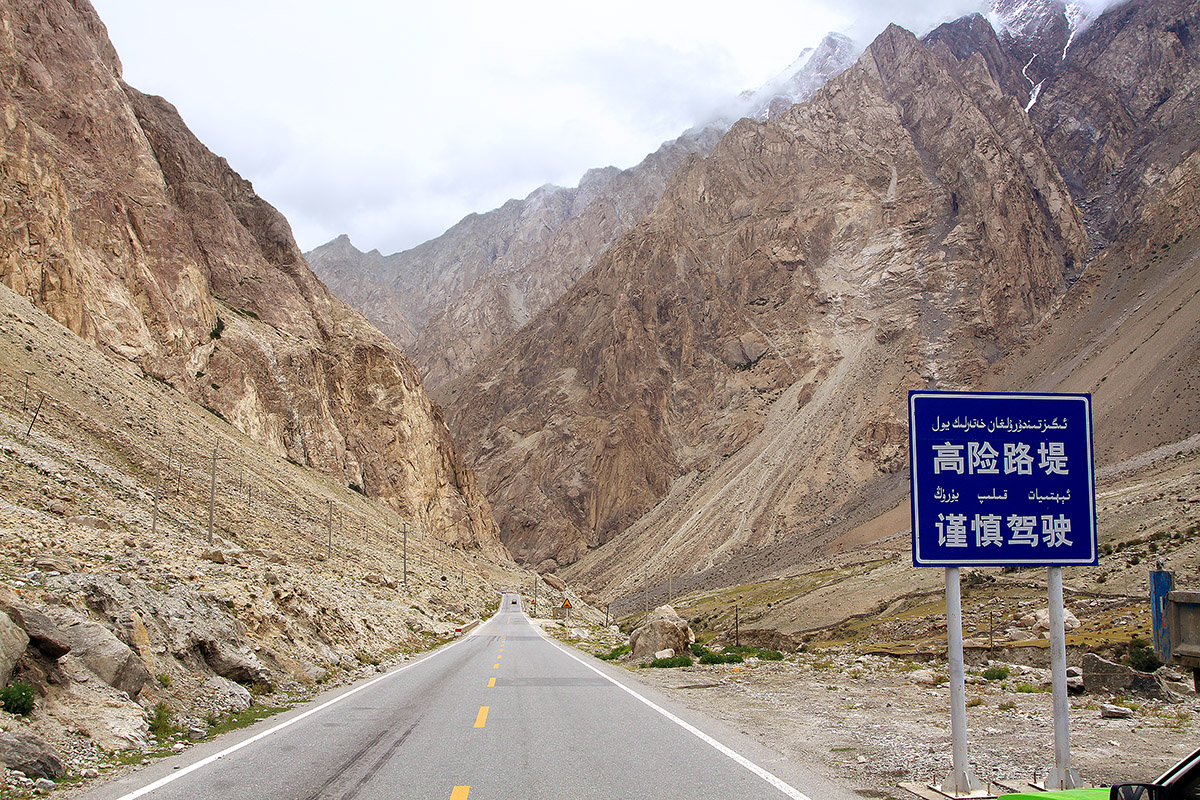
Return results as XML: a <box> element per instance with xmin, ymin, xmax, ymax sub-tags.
<box><xmin>595</xmin><ymin>644</ymin><xmax>630</xmax><ymax>661</ymax></box>
<box><xmin>700</xmin><ymin>652</ymin><xmax>744</xmax><ymax>664</ymax></box>
<box><xmin>966</xmin><ymin>696</ymin><xmax>984</xmax><ymax>708</ymax></box>
<box><xmin>641</xmin><ymin>655</ymin><xmax>694</xmax><ymax>668</ymax></box>
<box><xmin>1015</xmin><ymin>682</ymin><xmax>1047</xmax><ymax>693</ymax></box>
<box><xmin>690</xmin><ymin>644</ymin><xmax>744</xmax><ymax>664</ymax></box>
<box><xmin>982</xmin><ymin>665</ymin><xmax>1010</xmax><ymax>681</ymax></box>
<box><xmin>203</xmin><ymin>704</ymin><xmax>288</xmax><ymax>739</ymax></box>
<box><xmin>726</xmin><ymin>645</ymin><xmax>784</xmax><ymax>661</ymax></box>
<box><xmin>149</xmin><ymin>701</ymin><xmax>176</xmax><ymax>740</ymax></box>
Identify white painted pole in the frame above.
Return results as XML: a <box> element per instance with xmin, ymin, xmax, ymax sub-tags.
<box><xmin>1047</xmin><ymin>566</ymin><xmax>1080</xmax><ymax>789</ymax></box>
<box><xmin>941</xmin><ymin>566</ymin><xmax>981</xmax><ymax>796</ymax></box>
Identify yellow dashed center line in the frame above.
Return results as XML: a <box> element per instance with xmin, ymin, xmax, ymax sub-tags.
<box><xmin>451</xmin><ymin>787</ymin><xmax>470</xmax><ymax>800</ymax></box>
<box><xmin>488</xmin><ymin>677</ymin><xmax>496</xmax><ymax>688</ymax></box>
<box><xmin>474</xmin><ymin>706</ymin><xmax>489</xmax><ymax>728</ymax></box>
<box><xmin>493</xmin><ymin>663</ymin><xmax>499</xmax><ymax>669</ymax></box>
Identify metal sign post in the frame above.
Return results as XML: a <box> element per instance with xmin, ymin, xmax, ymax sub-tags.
<box><xmin>1047</xmin><ymin>566</ymin><xmax>1080</xmax><ymax>789</ymax></box>
<box><xmin>943</xmin><ymin>566</ymin><xmax>979</xmax><ymax>795</ymax></box>
<box><xmin>910</xmin><ymin>391</ymin><xmax>1096</xmax><ymax>796</ymax></box>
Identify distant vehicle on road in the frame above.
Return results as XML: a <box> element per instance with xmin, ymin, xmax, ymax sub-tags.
<box><xmin>999</xmin><ymin>747</ymin><xmax>1200</xmax><ymax>800</ymax></box>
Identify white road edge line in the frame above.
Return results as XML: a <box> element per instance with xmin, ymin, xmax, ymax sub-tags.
<box><xmin>531</xmin><ymin>619</ymin><xmax>813</xmax><ymax>800</ymax></box>
<box><xmin>112</xmin><ymin>621</ymin><xmax>490</xmax><ymax>800</ymax></box>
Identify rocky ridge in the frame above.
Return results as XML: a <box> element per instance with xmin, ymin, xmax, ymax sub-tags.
<box><xmin>443</xmin><ymin>16</ymin><xmax>1094</xmax><ymax>574</ymax></box>
<box><xmin>0</xmin><ymin>0</ymin><xmax>502</xmax><ymax>556</ymax></box>
<box><xmin>307</xmin><ymin>33</ymin><xmax>860</xmax><ymax>390</ymax></box>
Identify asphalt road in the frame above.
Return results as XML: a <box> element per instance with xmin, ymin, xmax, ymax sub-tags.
<box><xmin>77</xmin><ymin>594</ymin><xmax>858</xmax><ymax>800</ymax></box>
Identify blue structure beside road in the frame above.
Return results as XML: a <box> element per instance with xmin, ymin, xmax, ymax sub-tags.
<box><xmin>909</xmin><ymin>391</ymin><xmax>1097</xmax><ymax>567</ymax></box>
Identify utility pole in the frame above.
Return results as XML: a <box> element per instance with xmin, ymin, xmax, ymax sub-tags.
<box><xmin>25</xmin><ymin>393</ymin><xmax>44</xmax><ymax>437</ymax></box>
<box><xmin>402</xmin><ymin>522</ymin><xmax>408</xmax><ymax>590</ymax></box>
<box><xmin>735</xmin><ymin>604</ymin><xmax>740</xmax><ymax>647</ymax></box>
<box><xmin>207</xmin><ymin>442</ymin><xmax>218</xmax><ymax>545</ymax></box>
<box><xmin>604</xmin><ymin>603</ymin><xmax>610</xmax><ymax>628</ymax></box>
<box><xmin>151</xmin><ymin>470</ymin><xmax>161</xmax><ymax>538</ymax></box>
<box><xmin>326</xmin><ymin>500</ymin><xmax>333</xmax><ymax>559</ymax></box>
<box><xmin>668</xmin><ymin>575</ymin><xmax>672</xmax><ymax>605</ymax></box>
<box><xmin>533</xmin><ymin>578</ymin><xmax>538</xmax><ymax>618</ymax></box>
<box><xmin>644</xmin><ymin>561</ymin><xmax>649</xmax><ymax>618</ymax></box>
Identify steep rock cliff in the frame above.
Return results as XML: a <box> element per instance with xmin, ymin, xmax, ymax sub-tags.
<box><xmin>0</xmin><ymin>0</ymin><xmax>505</xmax><ymax>557</ymax></box>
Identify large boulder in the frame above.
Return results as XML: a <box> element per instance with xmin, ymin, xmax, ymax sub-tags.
<box><xmin>0</xmin><ymin>729</ymin><xmax>65</xmax><ymax>779</ymax></box>
<box><xmin>1032</xmin><ymin>608</ymin><xmax>1081</xmax><ymax>636</ymax></box>
<box><xmin>46</xmin><ymin>611</ymin><xmax>150</xmax><ymax>697</ymax></box>
<box><xmin>630</xmin><ymin>605</ymin><xmax>694</xmax><ymax>659</ymax></box>
<box><xmin>0</xmin><ymin>602</ymin><xmax>71</xmax><ymax>659</ymax></box>
<box><xmin>197</xmin><ymin>638</ymin><xmax>271</xmax><ymax>688</ymax></box>
<box><xmin>1082</xmin><ymin>652</ymin><xmax>1168</xmax><ymax>699</ymax></box>
<box><xmin>0</xmin><ymin>611</ymin><xmax>30</xmax><ymax>685</ymax></box>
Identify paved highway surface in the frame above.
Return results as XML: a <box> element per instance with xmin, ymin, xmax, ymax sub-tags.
<box><xmin>77</xmin><ymin>594</ymin><xmax>858</xmax><ymax>799</ymax></box>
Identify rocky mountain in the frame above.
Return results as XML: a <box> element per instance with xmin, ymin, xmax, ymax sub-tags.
<box><xmin>0</xmin><ymin>0</ymin><xmax>504</xmax><ymax>557</ymax></box>
<box><xmin>437</xmin><ymin>0</ymin><xmax>1198</xmax><ymax>593</ymax></box>
<box><xmin>307</xmin><ymin>33</ymin><xmax>860</xmax><ymax>390</ymax></box>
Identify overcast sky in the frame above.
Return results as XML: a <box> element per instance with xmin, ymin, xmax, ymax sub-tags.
<box><xmin>92</xmin><ymin>0</ymin><xmax>1009</xmax><ymax>255</ymax></box>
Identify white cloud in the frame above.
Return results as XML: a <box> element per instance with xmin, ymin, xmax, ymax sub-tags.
<box><xmin>94</xmin><ymin>0</ymin><xmax>1102</xmax><ymax>255</ymax></box>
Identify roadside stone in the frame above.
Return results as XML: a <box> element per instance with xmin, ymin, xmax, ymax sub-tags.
<box><xmin>908</xmin><ymin>669</ymin><xmax>940</xmax><ymax>686</ymax></box>
<box><xmin>204</xmin><ymin>674</ymin><xmax>252</xmax><ymax>713</ymax></box>
<box><xmin>543</xmin><ymin>574</ymin><xmax>566</xmax><ymax>591</ymax></box>
<box><xmin>0</xmin><ymin>611</ymin><xmax>30</xmax><ymax>685</ymax></box>
<box><xmin>1</xmin><ymin>602</ymin><xmax>71</xmax><ymax>659</ymax></box>
<box><xmin>33</xmin><ymin>555</ymin><xmax>76</xmax><ymax>573</ymax></box>
<box><xmin>66</xmin><ymin>515</ymin><xmax>109</xmax><ymax>530</ymax></box>
<box><xmin>197</xmin><ymin>638</ymin><xmax>270</xmax><ymax>688</ymax></box>
<box><xmin>200</xmin><ymin>550</ymin><xmax>226</xmax><ymax>564</ymax></box>
<box><xmin>1100</xmin><ymin>703</ymin><xmax>1135</xmax><ymax>719</ymax></box>
<box><xmin>654</xmin><ymin>648</ymin><xmax>676</xmax><ymax>660</ymax></box>
<box><xmin>247</xmin><ymin>548</ymin><xmax>287</xmax><ymax>564</ymax></box>
<box><xmin>364</xmin><ymin>572</ymin><xmax>398</xmax><ymax>590</ymax></box>
<box><xmin>629</xmin><ymin>605</ymin><xmax>694</xmax><ymax>659</ymax></box>
<box><xmin>0</xmin><ymin>730</ymin><xmax>66</xmax><ymax>779</ymax></box>
<box><xmin>1082</xmin><ymin>652</ymin><xmax>1168</xmax><ymax>699</ymax></box>
<box><xmin>45</xmin><ymin>610</ymin><xmax>150</xmax><ymax>696</ymax></box>
<box><xmin>1033</xmin><ymin>608</ymin><xmax>1080</xmax><ymax>636</ymax></box>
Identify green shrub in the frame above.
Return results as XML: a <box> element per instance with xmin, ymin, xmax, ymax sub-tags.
<box><xmin>1015</xmin><ymin>682</ymin><xmax>1046</xmax><ymax>693</ymax></box>
<box><xmin>982</xmin><ymin>665</ymin><xmax>1010</xmax><ymax>681</ymax></box>
<box><xmin>727</xmin><ymin>645</ymin><xmax>784</xmax><ymax>661</ymax></box>
<box><xmin>0</xmin><ymin>682</ymin><xmax>35</xmax><ymax>716</ymax></box>
<box><xmin>156</xmin><ymin>673</ymin><xmax>171</xmax><ymax>688</ymax></box>
<box><xmin>699</xmin><ymin>652</ymin><xmax>744</xmax><ymax>665</ymax></box>
<box><xmin>209</xmin><ymin>316</ymin><xmax>225</xmax><ymax>340</ymax></box>
<box><xmin>596</xmin><ymin>644</ymin><xmax>630</xmax><ymax>661</ymax></box>
<box><xmin>642</xmin><ymin>655</ymin><xmax>693</xmax><ymax>668</ymax></box>
<box><xmin>1126</xmin><ymin>637</ymin><xmax>1162</xmax><ymax>673</ymax></box>
<box><xmin>149</xmin><ymin>701</ymin><xmax>176</xmax><ymax>739</ymax></box>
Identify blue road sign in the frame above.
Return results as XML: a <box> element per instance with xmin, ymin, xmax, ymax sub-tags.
<box><xmin>909</xmin><ymin>391</ymin><xmax>1097</xmax><ymax>567</ymax></box>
